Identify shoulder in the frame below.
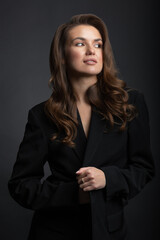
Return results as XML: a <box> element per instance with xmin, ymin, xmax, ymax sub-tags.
<box><xmin>27</xmin><ymin>101</ymin><xmax>49</xmax><ymax>125</ymax></box>
<box><xmin>26</xmin><ymin>100</ymin><xmax>57</xmax><ymax>132</ymax></box>
<box><xmin>125</xmin><ymin>87</ymin><xmax>149</xmax><ymax>121</ymax></box>
<box><xmin>125</xmin><ymin>87</ymin><xmax>145</xmax><ymax>105</ymax></box>
<box><xmin>30</xmin><ymin>101</ymin><xmax>47</xmax><ymax>114</ymax></box>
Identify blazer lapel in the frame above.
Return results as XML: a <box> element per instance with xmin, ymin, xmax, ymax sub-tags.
<box><xmin>72</xmin><ymin>106</ymin><xmax>107</xmax><ymax>166</ymax></box>
<box><xmin>72</xmin><ymin>109</ymin><xmax>87</xmax><ymax>162</ymax></box>
<box><xmin>82</xmin><ymin>108</ymin><xmax>106</xmax><ymax>166</ymax></box>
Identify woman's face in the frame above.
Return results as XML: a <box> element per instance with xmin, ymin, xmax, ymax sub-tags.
<box><xmin>64</xmin><ymin>24</ymin><xmax>103</xmax><ymax>78</ymax></box>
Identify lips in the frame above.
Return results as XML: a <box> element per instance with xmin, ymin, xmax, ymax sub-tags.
<box><xmin>83</xmin><ymin>58</ymin><xmax>97</xmax><ymax>63</ymax></box>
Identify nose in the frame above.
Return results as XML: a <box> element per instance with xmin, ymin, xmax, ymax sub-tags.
<box><xmin>86</xmin><ymin>45</ymin><xmax>95</xmax><ymax>55</ymax></box>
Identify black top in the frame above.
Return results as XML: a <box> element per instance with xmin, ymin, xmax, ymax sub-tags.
<box><xmin>8</xmin><ymin>88</ymin><xmax>155</xmax><ymax>240</ymax></box>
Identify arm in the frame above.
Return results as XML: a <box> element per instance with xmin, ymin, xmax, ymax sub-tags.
<box><xmin>8</xmin><ymin>108</ymin><xmax>79</xmax><ymax>210</ymax></box>
<box><xmin>100</xmin><ymin>92</ymin><xmax>155</xmax><ymax>202</ymax></box>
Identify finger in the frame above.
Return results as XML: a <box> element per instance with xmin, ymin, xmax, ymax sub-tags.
<box><xmin>78</xmin><ymin>178</ymin><xmax>82</xmax><ymax>184</ymax></box>
<box><xmin>77</xmin><ymin>172</ymin><xmax>88</xmax><ymax>181</ymax></box>
<box><xmin>80</xmin><ymin>179</ymin><xmax>93</xmax><ymax>188</ymax></box>
<box><xmin>83</xmin><ymin>186</ymin><xmax>93</xmax><ymax>191</ymax></box>
<box><xmin>76</xmin><ymin>172</ymin><xmax>86</xmax><ymax>178</ymax></box>
<box><xmin>80</xmin><ymin>183</ymin><xmax>88</xmax><ymax>189</ymax></box>
<box><xmin>77</xmin><ymin>175</ymin><xmax>92</xmax><ymax>184</ymax></box>
<box><xmin>78</xmin><ymin>177</ymin><xmax>85</xmax><ymax>184</ymax></box>
<box><xmin>83</xmin><ymin>181</ymin><xmax>97</xmax><ymax>191</ymax></box>
<box><xmin>76</xmin><ymin>167</ymin><xmax>91</xmax><ymax>174</ymax></box>
<box><xmin>80</xmin><ymin>182</ymin><xmax>94</xmax><ymax>191</ymax></box>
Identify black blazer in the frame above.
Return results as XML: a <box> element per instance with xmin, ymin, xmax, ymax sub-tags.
<box><xmin>8</xmin><ymin>89</ymin><xmax>155</xmax><ymax>240</ymax></box>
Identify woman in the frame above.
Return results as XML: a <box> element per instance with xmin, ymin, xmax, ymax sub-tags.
<box><xmin>8</xmin><ymin>14</ymin><xmax>154</xmax><ymax>240</ymax></box>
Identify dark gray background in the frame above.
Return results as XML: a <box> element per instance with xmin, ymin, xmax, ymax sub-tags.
<box><xmin>1</xmin><ymin>0</ymin><xmax>159</xmax><ymax>239</ymax></box>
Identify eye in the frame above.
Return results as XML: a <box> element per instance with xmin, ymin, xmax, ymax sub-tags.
<box><xmin>75</xmin><ymin>42</ymin><xmax>84</xmax><ymax>46</ymax></box>
<box><xmin>94</xmin><ymin>43</ymin><xmax>103</xmax><ymax>48</ymax></box>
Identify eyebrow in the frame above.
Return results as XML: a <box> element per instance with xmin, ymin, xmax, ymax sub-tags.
<box><xmin>71</xmin><ymin>37</ymin><xmax>103</xmax><ymax>43</ymax></box>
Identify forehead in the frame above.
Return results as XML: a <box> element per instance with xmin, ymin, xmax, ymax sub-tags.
<box><xmin>67</xmin><ymin>24</ymin><xmax>102</xmax><ymax>40</ymax></box>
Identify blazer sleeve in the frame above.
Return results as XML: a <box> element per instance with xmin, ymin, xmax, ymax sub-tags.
<box><xmin>100</xmin><ymin>92</ymin><xmax>155</xmax><ymax>202</ymax></box>
<box><xmin>8</xmin><ymin>108</ymin><xmax>79</xmax><ymax>210</ymax></box>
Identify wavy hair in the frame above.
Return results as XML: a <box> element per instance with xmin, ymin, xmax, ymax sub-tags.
<box><xmin>44</xmin><ymin>14</ymin><xmax>137</xmax><ymax>147</ymax></box>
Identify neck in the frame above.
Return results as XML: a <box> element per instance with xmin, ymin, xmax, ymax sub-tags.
<box><xmin>70</xmin><ymin>75</ymin><xmax>97</xmax><ymax>104</ymax></box>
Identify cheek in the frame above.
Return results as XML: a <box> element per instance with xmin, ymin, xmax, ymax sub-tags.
<box><xmin>96</xmin><ymin>53</ymin><xmax>103</xmax><ymax>70</ymax></box>
<box><xmin>67</xmin><ymin>50</ymin><xmax>82</xmax><ymax>63</ymax></box>
<box><xmin>98</xmin><ymin>51</ymin><xmax>103</xmax><ymax>62</ymax></box>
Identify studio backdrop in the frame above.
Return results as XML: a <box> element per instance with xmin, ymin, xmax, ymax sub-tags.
<box><xmin>0</xmin><ymin>0</ymin><xmax>159</xmax><ymax>239</ymax></box>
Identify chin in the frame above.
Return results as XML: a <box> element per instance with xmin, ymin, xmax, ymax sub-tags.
<box><xmin>85</xmin><ymin>71</ymin><xmax>102</xmax><ymax>76</ymax></box>
<box><xmin>80</xmin><ymin>68</ymin><xmax>102</xmax><ymax>75</ymax></box>
<box><xmin>69</xmin><ymin>68</ymin><xmax>102</xmax><ymax>78</ymax></box>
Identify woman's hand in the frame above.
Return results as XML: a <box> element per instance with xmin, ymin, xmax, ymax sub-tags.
<box><xmin>76</xmin><ymin>167</ymin><xmax>106</xmax><ymax>191</ymax></box>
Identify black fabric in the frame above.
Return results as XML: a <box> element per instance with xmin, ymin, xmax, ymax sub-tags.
<box><xmin>28</xmin><ymin>203</ymin><xmax>92</xmax><ymax>240</ymax></box>
<box><xmin>8</xmin><ymin>88</ymin><xmax>155</xmax><ymax>240</ymax></box>
<box><xmin>75</xmin><ymin>108</ymin><xmax>87</xmax><ymax>161</ymax></box>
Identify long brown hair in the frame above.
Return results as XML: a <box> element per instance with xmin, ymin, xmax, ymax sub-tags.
<box><xmin>44</xmin><ymin>14</ymin><xmax>136</xmax><ymax>147</ymax></box>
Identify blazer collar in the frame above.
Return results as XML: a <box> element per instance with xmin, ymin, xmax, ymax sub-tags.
<box><xmin>72</xmin><ymin>107</ymin><xmax>107</xmax><ymax>166</ymax></box>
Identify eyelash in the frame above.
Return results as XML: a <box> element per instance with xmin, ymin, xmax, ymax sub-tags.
<box><xmin>75</xmin><ymin>43</ymin><xmax>103</xmax><ymax>48</ymax></box>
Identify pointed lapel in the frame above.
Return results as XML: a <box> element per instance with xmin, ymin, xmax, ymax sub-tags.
<box><xmin>72</xmin><ymin>107</ymin><xmax>107</xmax><ymax>166</ymax></box>
<box><xmin>82</xmin><ymin>107</ymin><xmax>106</xmax><ymax>166</ymax></box>
<box><xmin>72</xmin><ymin>109</ymin><xmax>87</xmax><ymax>162</ymax></box>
